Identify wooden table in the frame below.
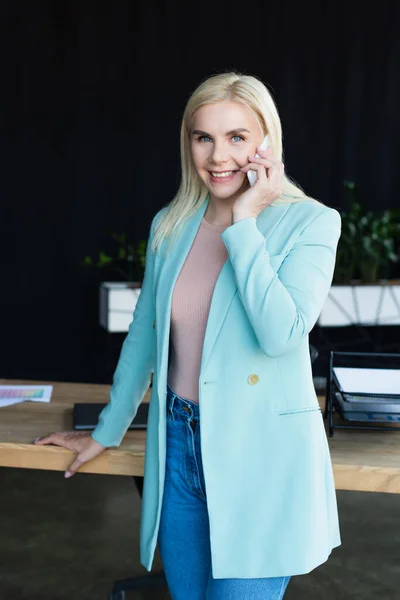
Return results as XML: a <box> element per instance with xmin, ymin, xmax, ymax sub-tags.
<box><xmin>1</xmin><ymin>379</ymin><xmax>400</xmax><ymax>493</ymax></box>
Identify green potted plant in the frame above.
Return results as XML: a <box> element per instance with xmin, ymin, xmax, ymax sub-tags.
<box><xmin>319</xmin><ymin>181</ymin><xmax>400</xmax><ymax>327</ymax></box>
<box><xmin>80</xmin><ymin>232</ymin><xmax>147</xmax><ymax>284</ymax></box>
<box><xmin>333</xmin><ymin>181</ymin><xmax>400</xmax><ymax>284</ymax></box>
<box><xmin>80</xmin><ymin>232</ymin><xmax>147</xmax><ymax>332</ymax></box>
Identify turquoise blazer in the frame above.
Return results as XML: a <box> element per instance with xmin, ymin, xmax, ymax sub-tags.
<box><xmin>92</xmin><ymin>197</ymin><xmax>342</xmax><ymax>578</ymax></box>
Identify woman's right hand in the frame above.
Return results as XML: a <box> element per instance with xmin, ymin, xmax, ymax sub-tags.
<box><xmin>33</xmin><ymin>431</ymin><xmax>106</xmax><ymax>478</ymax></box>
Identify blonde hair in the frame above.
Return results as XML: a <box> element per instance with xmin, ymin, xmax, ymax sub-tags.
<box><xmin>151</xmin><ymin>70</ymin><xmax>322</xmax><ymax>253</ymax></box>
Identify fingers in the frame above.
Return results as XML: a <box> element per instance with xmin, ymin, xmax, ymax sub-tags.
<box><xmin>33</xmin><ymin>432</ymin><xmax>97</xmax><ymax>480</ymax></box>
<box><xmin>33</xmin><ymin>433</ymin><xmax>79</xmax><ymax>479</ymax></box>
<box><xmin>256</xmin><ymin>144</ymin><xmax>276</xmax><ymax>159</ymax></box>
<box><xmin>33</xmin><ymin>432</ymin><xmax>78</xmax><ymax>454</ymax></box>
<box><xmin>253</xmin><ymin>144</ymin><xmax>284</xmax><ymax>168</ymax></box>
<box><xmin>34</xmin><ymin>434</ymin><xmax>84</xmax><ymax>478</ymax></box>
<box><xmin>34</xmin><ymin>433</ymin><xmax>61</xmax><ymax>445</ymax></box>
<box><xmin>240</xmin><ymin>162</ymin><xmax>268</xmax><ymax>174</ymax></box>
<box><xmin>240</xmin><ymin>157</ymin><xmax>283</xmax><ymax>199</ymax></box>
<box><xmin>248</xmin><ymin>155</ymin><xmax>283</xmax><ymax>170</ymax></box>
<box><xmin>245</xmin><ymin>156</ymin><xmax>276</xmax><ymax>170</ymax></box>
<box><xmin>240</xmin><ymin>146</ymin><xmax>283</xmax><ymax>174</ymax></box>
<box><xmin>65</xmin><ymin>456</ymin><xmax>84</xmax><ymax>479</ymax></box>
<box><xmin>248</xmin><ymin>147</ymin><xmax>284</xmax><ymax>189</ymax></box>
<box><xmin>34</xmin><ymin>431</ymin><xmax>81</xmax><ymax>446</ymax></box>
<box><xmin>240</xmin><ymin>162</ymin><xmax>267</xmax><ymax>185</ymax></box>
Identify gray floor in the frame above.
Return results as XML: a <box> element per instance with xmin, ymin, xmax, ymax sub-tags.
<box><xmin>0</xmin><ymin>467</ymin><xmax>399</xmax><ymax>600</ymax></box>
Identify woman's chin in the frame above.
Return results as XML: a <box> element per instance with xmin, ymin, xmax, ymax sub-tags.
<box><xmin>204</xmin><ymin>174</ymin><xmax>247</xmax><ymax>198</ymax></box>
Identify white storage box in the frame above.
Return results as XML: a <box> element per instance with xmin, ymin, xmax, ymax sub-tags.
<box><xmin>99</xmin><ymin>282</ymin><xmax>142</xmax><ymax>332</ymax></box>
<box><xmin>318</xmin><ymin>283</ymin><xmax>400</xmax><ymax>326</ymax></box>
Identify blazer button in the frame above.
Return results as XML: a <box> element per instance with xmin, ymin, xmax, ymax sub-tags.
<box><xmin>152</xmin><ymin>319</ymin><xmax>156</xmax><ymax>329</ymax></box>
<box><xmin>247</xmin><ymin>373</ymin><xmax>259</xmax><ymax>385</ymax></box>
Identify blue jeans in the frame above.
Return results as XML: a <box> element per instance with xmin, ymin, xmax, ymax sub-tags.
<box><xmin>157</xmin><ymin>384</ymin><xmax>291</xmax><ymax>600</ymax></box>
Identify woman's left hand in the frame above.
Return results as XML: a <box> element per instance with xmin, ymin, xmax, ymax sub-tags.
<box><xmin>232</xmin><ymin>145</ymin><xmax>284</xmax><ymax>220</ymax></box>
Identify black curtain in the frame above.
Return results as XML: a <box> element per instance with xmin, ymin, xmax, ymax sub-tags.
<box><xmin>1</xmin><ymin>1</ymin><xmax>399</xmax><ymax>383</ymax></box>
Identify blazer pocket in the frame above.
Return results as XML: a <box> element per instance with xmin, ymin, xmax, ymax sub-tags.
<box><xmin>277</xmin><ymin>406</ymin><xmax>322</xmax><ymax>416</ymax></box>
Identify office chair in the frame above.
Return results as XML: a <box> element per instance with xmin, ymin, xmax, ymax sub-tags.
<box><xmin>309</xmin><ymin>343</ymin><xmax>319</xmax><ymax>364</ymax></box>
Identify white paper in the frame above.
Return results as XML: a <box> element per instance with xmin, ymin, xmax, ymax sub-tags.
<box><xmin>333</xmin><ymin>367</ymin><xmax>400</xmax><ymax>395</ymax></box>
<box><xmin>0</xmin><ymin>385</ymin><xmax>53</xmax><ymax>408</ymax></box>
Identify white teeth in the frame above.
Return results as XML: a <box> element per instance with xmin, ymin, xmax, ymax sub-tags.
<box><xmin>211</xmin><ymin>171</ymin><xmax>235</xmax><ymax>178</ymax></box>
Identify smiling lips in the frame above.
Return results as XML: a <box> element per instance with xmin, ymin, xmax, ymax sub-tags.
<box><xmin>209</xmin><ymin>170</ymin><xmax>240</xmax><ymax>182</ymax></box>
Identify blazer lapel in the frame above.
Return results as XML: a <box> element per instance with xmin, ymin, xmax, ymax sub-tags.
<box><xmin>199</xmin><ymin>257</ymin><xmax>237</xmax><ymax>376</ymax></box>
<box><xmin>199</xmin><ymin>203</ymin><xmax>291</xmax><ymax>376</ymax></box>
<box><xmin>155</xmin><ymin>199</ymin><xmax>208</xmax><ymax>400</ymax></box>
<box><xmin>155</xmin><ymin>199</ymin><xmax>291</xmax><ymax>399</ymax></box>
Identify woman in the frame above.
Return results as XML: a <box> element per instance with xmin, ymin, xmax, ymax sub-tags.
<box><xmin>35</xmin><ymin>71</ymin><xmax>342</xmax><ymax>600</ymax></box>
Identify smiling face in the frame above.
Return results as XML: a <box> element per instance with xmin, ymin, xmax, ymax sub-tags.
<box><xmin>190</xmin><ymin>101</ymin><xmax>264</xmax><ymax>204</ymax></box>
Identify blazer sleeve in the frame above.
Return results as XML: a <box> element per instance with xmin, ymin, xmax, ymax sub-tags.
<box><xmin>91</xmin><ymin>211</ymin><xmax>162</xmax><ymax>448</ymax></box>
<box><xmin>220</xmin><ymin>206</ymin><xmax>341</xmax><ymax>358</ymax></box>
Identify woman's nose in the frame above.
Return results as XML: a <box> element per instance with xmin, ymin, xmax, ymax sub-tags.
<box><xmin>209</xmin><ymin>142</ymin><xmax>230</xmax><ymax>164</ymax></box>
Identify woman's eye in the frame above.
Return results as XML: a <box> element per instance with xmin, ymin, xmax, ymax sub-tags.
<box><xmin>198</xmin><ymin>135</ymin><xmax>245</xmax><ymax>143</ymax></box>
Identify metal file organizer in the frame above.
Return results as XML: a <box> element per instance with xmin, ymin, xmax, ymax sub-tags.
<box><xmin>324</xmin><ymin>351</ymin><xmax>400</xmax><ymax>437</ymax></box>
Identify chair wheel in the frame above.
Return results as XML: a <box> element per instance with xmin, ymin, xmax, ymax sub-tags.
<box><xmin>109</xmin><ymin>592</ymin><xmax>125</xmax><ymax>600</ymax></box>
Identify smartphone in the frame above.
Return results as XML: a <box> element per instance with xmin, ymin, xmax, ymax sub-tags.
<box><xmin>247</xmin><ymin>134</ymin><xmax>270</xmax><ymax>187</ymax></box>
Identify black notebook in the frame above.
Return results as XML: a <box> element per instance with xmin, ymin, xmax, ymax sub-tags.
<box><xmin>72</xmin><ymin>402</ymin><xmax>149</xmax><ymax>430</ymax></box>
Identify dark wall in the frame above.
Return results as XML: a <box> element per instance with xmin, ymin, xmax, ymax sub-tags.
<box><xmin>2</xmin><ymin>1</ymin><xmax>400</xmax><ymax>383</ymax></box>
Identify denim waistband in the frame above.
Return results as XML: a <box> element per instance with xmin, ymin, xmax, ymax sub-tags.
<box><xmin>166</xmin><ymin>383</ymin><xmax>200</xmax><ymax>421</ymax></box>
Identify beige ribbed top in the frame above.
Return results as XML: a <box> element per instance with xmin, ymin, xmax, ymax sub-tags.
<box><xmin>167</xmin><ymin>216</ymin><xmax>229</xmax><ymax>403</ymax></box>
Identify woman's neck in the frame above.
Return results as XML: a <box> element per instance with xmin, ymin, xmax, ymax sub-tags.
<box><xmin>204</xmin><ymin>198</ymin><xmax>236</xmax><ymax>228</ymax></box>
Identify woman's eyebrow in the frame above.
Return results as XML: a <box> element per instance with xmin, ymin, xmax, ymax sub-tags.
<box><xmin>191</xmin><ymin>128</ymin><xmax>251</xmax><ymax>136</ymax></box>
